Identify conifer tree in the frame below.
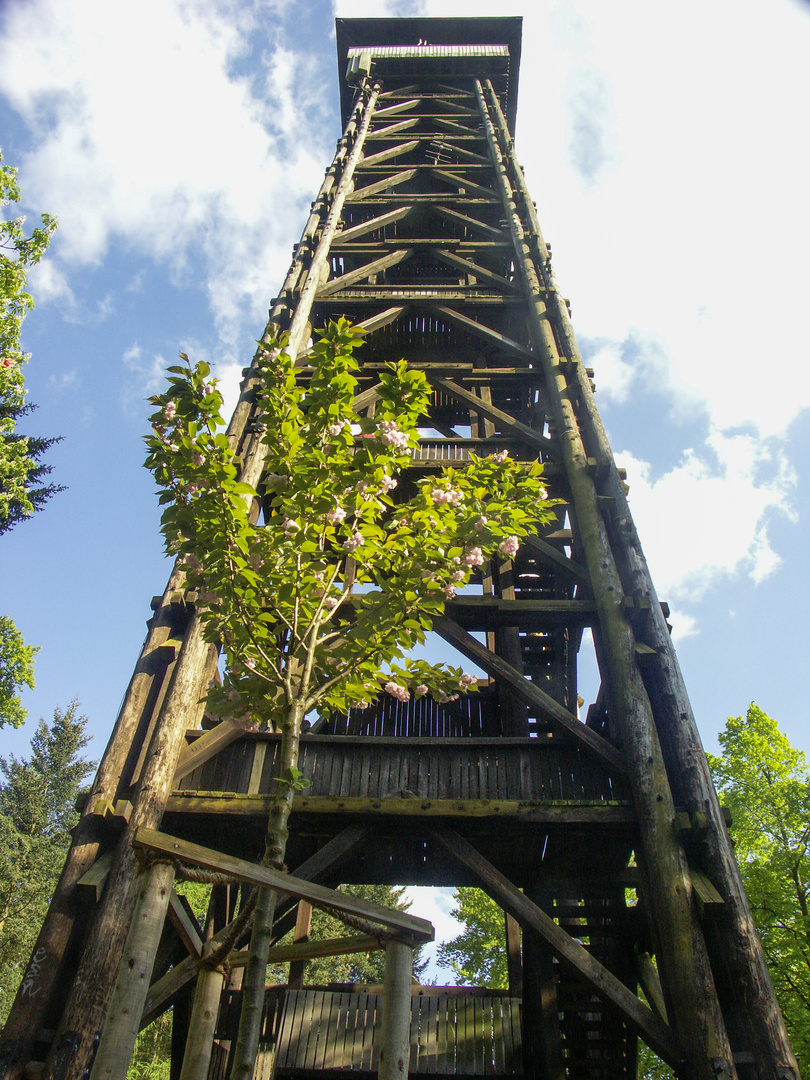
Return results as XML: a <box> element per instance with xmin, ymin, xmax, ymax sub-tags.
<box><xmin>0</xmin><ymin>700</ymin><xmax>94</xmax><ymax>1023</ymax></box>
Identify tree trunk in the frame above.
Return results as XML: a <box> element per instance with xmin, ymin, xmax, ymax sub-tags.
<box><xmin>228</xmin><ymin>703</ymin><xmax>304</xmax><ymax>1080</ymax></box>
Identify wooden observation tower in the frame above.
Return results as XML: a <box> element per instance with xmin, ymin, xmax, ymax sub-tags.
<box><xmin>1</xmin><ymin>16</ymin><xmax>799</xmax><ymax>1080</ymax></box>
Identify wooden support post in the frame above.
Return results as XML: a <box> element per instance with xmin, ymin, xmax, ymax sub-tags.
<box><xmin>89</xmin><ymin>861</ymin><xmax>176</xmax><ymax>1080</ymax></box>
<box><xmin>504</xmin><ymin>913</ymin><xmax>523</xmax><ymax>1000</ymax></box>
<box><xmin>379</xmin><ymin>940</ymin><xmax>413</xmax><ymax>1080</ymax></box>
<box><xmin>475</xmin><ymin>78</ymin><xmax>735</xmax><ymax>1080</ymax></box>
<box><xmin>288</xmin><ymin>901</ymin><xmax>313</xmax><ymax>989</ymax></box>
<box><xmin>178</xmin><ymin>949</ymin><xmax>225</xmax><ymax>1080</ymax></box>
<box><xmin>521</xmin><ymin>883</ymin><xmax>564</xmax><ymax>1080</ymax></box>
<box><xmin>45</xmin><ymin>620</ymin><xmax>219</xmax><ymax>1080</ymax></box>
<box><xmin>0</xmin><ymin>572</ymin><xmax>188</xmax><ymax>1080</ymax></box>
<box><xmin>482</xmin><ymin>76</ymin><xmax>799</xmax><ymax>1075</ymax></box>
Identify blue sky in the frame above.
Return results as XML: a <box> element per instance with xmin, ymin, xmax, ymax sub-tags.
<box><xmin>2</xmin><ymin>0</ymin><xmax>810</xmax><ymax>968</ymax></box>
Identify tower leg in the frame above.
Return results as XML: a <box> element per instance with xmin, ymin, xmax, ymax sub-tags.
<box><xmin>90</xmin><ymin>861</ymin><xmax>176</xmax><ymax>1080</ymax></box>
<box><xmin>379</xmin><ymin>940</ymin><xmax>413</xmax><ymax>1080</ymax></box>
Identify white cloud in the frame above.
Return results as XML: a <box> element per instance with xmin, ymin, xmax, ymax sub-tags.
<box><xmin>617</xmin><ymin>429</ymin><xmax>796</xmax><ymax>605</ymax></box>
<box><xmin>122</xmin><ymin>343</ymin><xmax>168</xmax><ymax>408</ymax></box>
<box><xmin>0</xmin><ymin>0</ymin><xmax>331</xmax><ymax>345</ymax></box>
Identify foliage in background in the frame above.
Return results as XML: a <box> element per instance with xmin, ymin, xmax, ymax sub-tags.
<box><xmin>0</xmin><ymin>700</ymin><xmax>94</xmax><ymax>1023</ymax></box>
<box><xmin>269</xmin><ymin>885</ymin><xmax>427</xmax><ymax>986</ymax></box>
<box><xmin>1</xmin><ymin>148</ymin><xmax>60</xmax><ymax>536</ymax></box>
<box><xmin>1</xmin><ymin>148</ymin><xmax>60</xmax><ymax>729</ymax></box>
<box><xmin>437</xmin><ymin>889</ymin><xmax>507</xmax><ymax>988</ymax></box>
<box><xmin>708</xmin><ymin>704</ymin><xmax>810</xmax><ymax>1073</ymax></box>
<box><xmin>0</xmin><ymin>615</ymin><xmax>37</xmax><ymax>729</ymax></box>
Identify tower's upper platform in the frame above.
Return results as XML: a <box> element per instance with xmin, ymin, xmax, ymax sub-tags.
<box><xmin>335</xmin><ymin>17</ymin><xmax>522</xmax><ymax>134</ymax></box>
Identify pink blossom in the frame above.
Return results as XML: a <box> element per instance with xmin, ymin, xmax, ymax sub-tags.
<box><xmin>431</xmin><ymin>487</ymin><xmax>463</xmax><ymax>506</ymax></box>
<box><xmin>283</xmin><ymin>518</ymin><xmax>298</xmax><ymax>534</ymax></box>
<box><xmin>342</xmin><ymin>532</ymin><xmax>363</xmax><ymax>552</ymax></box>
<box><xmin>327</xmin><ymin>505</ymin><xmax>347</xmax><ymax>524</ymax></box>
<box><xmin>163</xmin><ymin>401</ymin><xmax>177</xmax><ymax>421</ymax></box>
<box><xmin>452</xmin><ymin>570</ymin><xmax>465</xmax><ymax>582</ymax></box>
<box><xmin>443</xmin><ymin>584</ymin><xmax>456</xmax><ymax>599</ymax></box>
<box><xmin>459</xmin><ymin>673</ymin><xmax>476</xmax><ymax>687</ymax></box>
<box><xmin>249</xmin><ymin>551</ymin><xmax>265</xmax><ymax>569</ymax></box>
<box><xmin>415</xmin><ymin>684</ymin><xmax>429</xmax><ymax>697</ymax></box>
<box><xmin>463</xmin><ymin>546</ymin><xmax>484</xmax><ymax>567</ymax></box>
<box><xmin>225</xmin><ymin>688</ymin><xmax>240</xmax><ymax>702</ymax></box>
<box><xmin>244</xmin><ymin>657</ymin><xmax>257</xmax><ymax>670</ymax></box>
<box><xmin>377</xmin><ymin>419</ymin><xmax>410</xmax><ymax>449</ymax></box>
<box><xmin>475</xmin><ymin>516</ymin><xmax>488</xmax><ymax>532</ymax></box>
<box><xmin>491</xmin><ymin>450</ymin><xmax>509</xmax><ymax>463</ymax></box>
<box><xmin>380</xmin><ymin>474</ymin><xmax>397</xmax><ymax>492</ymax></box>
<box><xmin>323</xmin><ymin>595</ymin><xmax>339</xmax><ymax>610</ymax></box>
<box><xmin>384</xmin><ymin>681</ymin><xmax>411</xmax><ymax>702</ymax></box>
<box><xmin>265</xmin><ymin>473</ymin><xmax>288</xmax><ymax>489</ymax></box>
<box><xmin>499</xmin><ymin>535</ymin><xmax>519</xmax><ymax>558</ymax></box>
<box><xmin>329</xmin><ymin>421</ymin><xmax>348</xmax><ymax>436</ymax></box>
<box><xmin>439</xmin><ymin>691</ymin><xmax>460</xmax><ymax>704</ymax></box>
<box><xmin>191</xmin><ymin>450</ymin><xmax>204</xmax><ymax>466</ymax></box>
<box><xmin>351</xmin><ymin>700</ymin><xmax>370</xmax><ymax>710</ymax></box>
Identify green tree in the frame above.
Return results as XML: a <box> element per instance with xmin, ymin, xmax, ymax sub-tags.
<box><xmin>1</xmin><ymin>148</ymin><xmax>60</xmax><ymax>534</ymax></box>
<box><xmin>437</xmin><ymin>888</ymin><xmax>507</xmax><ymax>987</ymax></box>
<box><xmin>0</xmin><ymin>615</ymin><xmax>37</xmax><ymax>729</ymax></box>
<box><xmin>1</xmin><ymin>148</ymin><xmax>60</xmax><ymax>729</ymax></box>
<box><xmin>0</xmin><ymin>700</ymin><xmax>95</xmax><ymax>1023</ymax></box>
<box><xmin>143</xmin><ymin>319</ymin><xmax>557</xmax><ymax>1079</ymax></box>
<box><xmin>708</xmin><ymin>704</ymin><xmax>810</xmax><ymax>1072</ymax></box>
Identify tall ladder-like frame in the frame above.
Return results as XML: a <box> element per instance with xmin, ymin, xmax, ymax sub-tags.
<box><xmin>0</xmin><ymin>17</ymin><xmax>798</xmax><ymax>1080</ymax></box>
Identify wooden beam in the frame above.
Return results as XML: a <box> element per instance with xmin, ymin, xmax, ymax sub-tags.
<box><xmin>337</xmin><ymin>208</ymin><xmax>412</xmax><ymax>244</ymax></box>
<box><xmin>228</xmin><ymin>933</ymin><xmax>385</xmax><ymax>968</ymax></box>
<box><xmin>352</xmin><ymin>384</ymin><xmax>382</xmax><ymax>413</ymax></box>
<box><xmin>373</xmin><ymin>99</ymin><xmax>419</xmax><ymax>119</ymax></box>
<box><xmin>75</xmin><ymin>851</ymin><xmax>114</xmax><ymax>903</ymax></box>
<box><xmin>431</xmin><ymin>168</ymin><xmax>497</xmax><ymax>200</ymax></box>
<box><xmin>347</xmin><ymin>169</ymin><xmax>418</xmax><ymax>202</ymax></box>
<box><xmin>446</xmin><ymin>596</ymin><xmax>596</xmax><ymax>629</ymax></box>
<box><xmin>435</xmin><ymin>205</ymin><xmax>507</xmax><ymax>241</ymax></box>
<box><xmin>168</xmin><ymin>891</ymin><xmax>203</xmax><ymax>959</ymax></box>
<box><xmin>436</xmin><ymin>142</ymin><xmax>492</xmax><ymax>167</ymax></box>
<box><xmin>165</xmin><ymin>793</ymin><xmax>634</xmax><ymax>824</ymax></box>
<box><xmin>433</xmin><ymin>616</ymin><xmax>626</xmax><ymax>773</ymax></box>
<box><xmin>432</xmin><ymin>830</ymin><xmax>682</xmax><ymax>1068</ymax></box>
<box><xmin>354</xmin><ymin>306</ymin><xmax>409</xmax><ymax>335</ymax></box>
<box><xmin>522</xmin><ymin>534</ymin><xmax>589</xmax><ymax>585</ymax></box>
<box><xmin>359</xmin><ymin>139</ymin><xmax>420</xmax><ymax>169</ymax></box>
<box><xmin>434</xmin><ymin>306</ymin><xmax>533</xmax><ymax>360</ymax></box>
<box><xmin>438</xmin><ymin>99</ymin><xmax>479</xmax><ymax>119</ymax></box>
<box><xmin>141</xmin><ymin>830</ymin><xmax>368</xmax><ymax>1026</ymax></box>
<box><xmin>366</xmin><ymin>117</ymin><xmax>420</xmax><ymax>140</ymax></box>
<box><xmin>318</xmin><ymin>248</ymin><xmax>413</xmax><ymax>298</ymax></box>
<box><xmin>173</xmin><ymin>718</ymin><xmax>244</xmax><ymax>785</ymax></box>
<box><xmin>689</xmin><ymin>864</ymin><xmax>725</xmax><ymax>920</ymax></box>
<box><xmin>133</xmin><ymin>828</ymin><xmax>434</xmax><ymax>944</ymax></box>
<box><xmin>435</xmin><ymin>116</ymin><xmax>480</xmax><ymax>137</ymax></box>
<box><xmin>429</xmin><ymin>375</ymin><xmax>554</xmax><ymax>455</ymax></box>
<box><xmin>433</xmin><ymin>248</ymin><xmax>518</xmax><ymax>292</ymax></box>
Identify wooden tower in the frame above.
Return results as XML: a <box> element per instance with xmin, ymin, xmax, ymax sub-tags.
<box><xmin>1</xmin><ymin>17</ymin><xmax>800</xmax><ymax>1080</ymax></box>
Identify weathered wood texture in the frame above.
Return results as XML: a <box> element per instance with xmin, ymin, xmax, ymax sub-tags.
<box><xmin>263</xmin><ymin>988</ymin><xmax>523</xmax><ymax>1078</ymax></box>
<box><xmin>173</xmin><ymin>732</ymin><xmax>629</xmax><ymax>806</ymax></box>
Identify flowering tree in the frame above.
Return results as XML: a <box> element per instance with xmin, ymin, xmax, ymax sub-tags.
<box><xmin>144</xmin><ymin>318</ymin><xmax>556</xmax><ymax>1078</ymax></box>
<box><xmin>1</xmin><ymin>149</ymin><xmax>60</xmax><ymax>535</ymax></box>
